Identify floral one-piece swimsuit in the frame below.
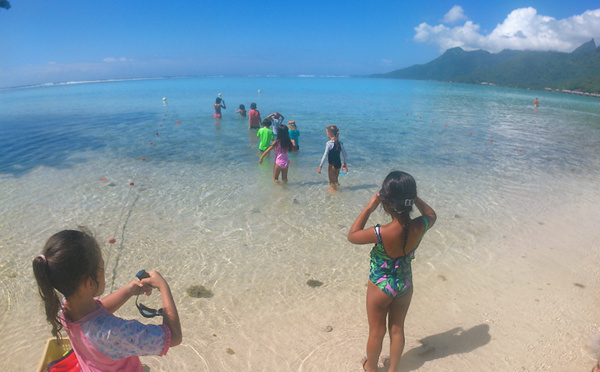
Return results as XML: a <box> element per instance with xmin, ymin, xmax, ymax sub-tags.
<box><xmin>369</xmin><ymin>216</ymin><xmax>429</xmax><ymax>298</ymax></box>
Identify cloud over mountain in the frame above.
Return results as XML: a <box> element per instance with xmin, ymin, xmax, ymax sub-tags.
<box><xmin>414</xmin><ymin>7</ymin><xmax>600</xmax><ymax>53</ymax></box>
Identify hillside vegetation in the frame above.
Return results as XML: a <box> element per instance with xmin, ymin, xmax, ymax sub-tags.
<box><xmin>375</xmin><ymin>39</ymin><xmax>600</xmax><ymax>94</ymax></box>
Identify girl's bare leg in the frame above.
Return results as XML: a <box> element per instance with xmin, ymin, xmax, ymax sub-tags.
<box><xmin>273</xmin><ymin>165</ymin><xmax>282</xmax><ymax>183</ymax></box>
<box><xmin>327</xmin><ymin>164</ymin><xmax>339</xmax><ymax>191</ymax></box>
<box><xmin>365</xmin><ymin>281</ymin><xmax>392</xmax><ymax>372</ymax></box>
<box><xmin>386</xmin><ymin>287</ymin><xmax>413</xmax><ymax>371</ymax></box>
<box><xmin>281</xmin><ymin>166</ymin><xmax>288</xmax><ymax>183</ymax></box>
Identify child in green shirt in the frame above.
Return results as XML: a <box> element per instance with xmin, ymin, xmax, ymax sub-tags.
<box><xmin>257</xmin><ymin>119</ymin><xmax>274</xmax><ymax>151</ymax></box>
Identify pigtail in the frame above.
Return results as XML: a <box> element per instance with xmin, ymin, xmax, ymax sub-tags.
<box><xmin>32</xmin><ymin>255</ymin><xmax>64</xmax><ymax>341</ymax></box>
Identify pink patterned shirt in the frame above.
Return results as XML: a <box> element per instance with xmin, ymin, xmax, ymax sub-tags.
<box><xmin>60</xmin><ymin>299</ymin><xmax>170</xmax><ymax>372</ymax></box>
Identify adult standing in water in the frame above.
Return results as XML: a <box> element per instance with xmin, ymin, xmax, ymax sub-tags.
<box><xmin>214</xmin><ymin>93</ymin><xmax>226</xmax><ymax>119</ymax></box>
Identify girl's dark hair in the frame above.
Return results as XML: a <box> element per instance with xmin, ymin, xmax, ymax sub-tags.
<box><xmin>32</xmin><ymin>229</ymin><xmax>103</xmax><ymax>340</ymax></box>
<box><xmin>379</xmin><ymin>171</ymin><xmax>417</xmax><ymax>254</ymax></box>
<box><xmin>216</xmin><ymin>97</ymin><xmax>222</xmax><ymax>104</ymax></box>
<box><xmin>250</xmin><ymin>102</ymin><xmax>257</xmax><ymax>109</ymax></box>
<box><xmin>276</xmin><ymin>125</ymin><xmax>293</xmax><ymax>151</ymax></box>
<box><xmin>239</xmin><ymin>104</ymin><xmax>245</xmax><ymax>110</ymax></box>
<box><xmin>326</xmin><ymin>125</ymin><xmax>340</xmax><ymax>150</ymax></box>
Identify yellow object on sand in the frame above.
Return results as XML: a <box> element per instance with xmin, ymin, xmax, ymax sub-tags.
<box><xmin>36</xmin><ymin>337</ymin><xmax>72</xmax><ymax>372</ymax></box>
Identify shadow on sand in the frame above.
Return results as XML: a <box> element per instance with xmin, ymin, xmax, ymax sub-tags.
<box><xmin>397</xmin><ymin>324</ymin><xmax>491</xmax><ymax>371</ymax></box>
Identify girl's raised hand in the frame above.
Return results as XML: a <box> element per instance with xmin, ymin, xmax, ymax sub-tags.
<box><xmin>366</xmin><ymin>193</ymin><xmax>381</xmax><ymax>213</ymax></box>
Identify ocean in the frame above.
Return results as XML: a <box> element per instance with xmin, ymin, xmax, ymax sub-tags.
<box><xmin>1</xmin><ymin>77</ymin><xmax>599</xmax><ymax>371</ymax></box>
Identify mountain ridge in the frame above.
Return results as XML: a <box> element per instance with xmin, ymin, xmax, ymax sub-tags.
<box><xmin>374</xmin><ymin>39</ymin><xmax>600</xmax><ymax>94</ymax></box>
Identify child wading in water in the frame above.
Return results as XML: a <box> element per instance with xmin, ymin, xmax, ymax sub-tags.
<box><xmin>235</xmin><ymin>104</ymin><xmax>247</xmax><ymax>117</ymax></box>
<box><xmin>347</xmin><ymin>171</ymin><xmax>436</xmax><ymax>372</ymax></box>
<box><xmin>318</xmin><ymin>125</ymin><xmax>347</xmax><ymax>192</ymax></box>
<box><xmin>259</xmin><ymin>124</ymin><xmax>296</xmax><ymax>183</ymax></box>
<box><xmin>248</xmin><ymin>102</ymin><xmax>261</xmax><ymax>129</ymax></box>
<box><xmin>257</xmin><ymin>119</ymin><xmax>274</xmax><ymax>152</ymax></box>
<box><xmin>288</xmin><ymin>120</ymin><xmax>300</xmax><ymax>150</ymax></box>
<box><xmin>32</xmin><ymin>229</ymin><xmax>182</xmax><ymax>371</ymax></box>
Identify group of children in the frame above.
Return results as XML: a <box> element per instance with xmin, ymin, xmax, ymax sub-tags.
<box><xmin>215</xmin><ymin>95</ymin><xmax>348</xmax><ymax>192</ymax></box>
<box><xmin>243</xmin><ymin>101</ymin><xmax>348</xmax><ymax>192</ymax></box>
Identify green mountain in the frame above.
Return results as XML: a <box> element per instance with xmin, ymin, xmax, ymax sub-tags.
<box><xmin>375</xmin><ymin>39</ymin><xmax>600</xmax><ymax>94</ymax></box>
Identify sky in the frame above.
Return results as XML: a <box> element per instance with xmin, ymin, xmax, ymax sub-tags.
<box><xmin>1</xmin><ymin>0</ymin><xmax>599</xmax><ymax>88</ymax></box>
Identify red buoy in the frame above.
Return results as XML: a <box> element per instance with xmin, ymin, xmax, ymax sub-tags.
<box><xmin>129</xmin><ymin>182</ymin><xmax>134</xmax><ymax>186</ymax></box>
<box><xmin>109</xmin><ymin>238</ymin><xmax>116</xmax><ymax>244</ymax></box>
<box><xmin>100</xmin><ymin>178</ymin><xmax>107</xmax><ymax>181</ymax></box>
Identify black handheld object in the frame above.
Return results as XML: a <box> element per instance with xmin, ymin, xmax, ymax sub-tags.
<box><xmin>136</xmin><ymin>269</ymin><xmax>150</xmax><ymax>280</ymax></box>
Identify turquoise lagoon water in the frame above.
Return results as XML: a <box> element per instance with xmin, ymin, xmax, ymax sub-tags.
<box><xmin>1</xmin><ymin>77</ymin><xmax>599</xmax><ymax>370</ymax></box>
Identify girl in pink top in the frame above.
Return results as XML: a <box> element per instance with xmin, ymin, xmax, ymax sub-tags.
<box><xmin>33</xmin><ymin>229</ymin><xmax>182</xmax><ymax>372</ymax></box>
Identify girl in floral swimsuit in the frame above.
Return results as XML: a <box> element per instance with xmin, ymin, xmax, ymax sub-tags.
<box><xmin>348</xmin><ymin>171</ymin><xmax>436</xmax><ymax>372</ymax></box>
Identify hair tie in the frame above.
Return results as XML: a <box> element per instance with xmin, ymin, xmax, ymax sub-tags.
<box><xmin>404</xmin><ymin>199</ymin><xmax>414</xmax><ymax>207</ymax></box>
<box><xmin>38</xmin><ymin>254</ymin><xmax>47</xmax><ymax>263</ymax></box>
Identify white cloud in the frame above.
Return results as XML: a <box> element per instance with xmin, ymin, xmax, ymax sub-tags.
<box><xmin>381</xmin><ymin>59</ymin><xmax>393</xmax><ymax>66</ymax></box>
<box><xmin>442</xmin><ymin>5</ymin><xmax>467</xmax><ymax>24</ymax></box>
<box><xmin>414</xmin><ymin>7</ymin><xmax>600</xmax><ymax>53</ymax></box>
<box><xmin>103</xmin><ymin>57</ymin><xmax>133</xmax><ymax>63</ymax></box>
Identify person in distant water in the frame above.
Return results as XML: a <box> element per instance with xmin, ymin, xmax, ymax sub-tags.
<box><xmin>318</xmin><ymin>125</ymin><xmax>347</xmax><ymax>192</ymax></box>
<box><xmin>257</xmin><ymin>119</ymin><xmax>274</xmax><ymax>152</ymax></box>
<box><xmin>288</xmin><ymin>120</ymin><xmax>300</xmax><ymax>150</ymax></box>
<box><xmin>267</xmin><ymin>112</ymin><xmax>284</xmax><ymax>137</ymax></box>
<box><xmin>32</xmin><ymin>229</ymin><xmax>182</xmax><ymax>371</ymax></box>
<box><xmin>259</xmin><ymin>125</ymin><xmax>297</xmax><ymax>184</ymax></box>
<box><xmin>214</xmin><ymin>94</ymin><xmax>226</xmax><ymax>119</ymax></box>
<box><xmin>347</xmin><ymin>171</ymin><xmax>436</xmax><ymax>372</ymax></box>
<box><xmin>236</xmin><ymin>104</ymin><xmax>247</xmax><ymax>117</ymax></box>
<box><xmin>533</xmin><ymin>98</ymin><xmax>540</xmax><ymax>107</ymax></box>
<box><xmin>248</xmin><ymin>102</ymin><xmax>261</xmax><ymax>129</ymax></box>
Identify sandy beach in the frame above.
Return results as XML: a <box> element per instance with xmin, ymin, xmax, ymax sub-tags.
<box><xmin>1</xmin><ymin>165</ymin><xmax>597</xmax><ymax>371</ymax></box>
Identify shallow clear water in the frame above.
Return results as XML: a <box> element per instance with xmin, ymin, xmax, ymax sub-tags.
<box><xmin>1</xmin><ymin>77</ymin><xmax>599</xmax><ymax>370</ymax></box>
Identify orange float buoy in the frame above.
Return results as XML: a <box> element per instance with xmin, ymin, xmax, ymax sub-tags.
<box><xmin>129</xmin><ymin>182</ymin><xmax>134</xmax><ymax>186</ymax></box>
<box><xmin>100</xmin><ymin>178</ymin><xmax>107</xmax><ymax>181</ymax></box>
<box><xmin>175</xmin><ymin>121</ymin><xmax>180</xmax><ymax>124</ymax></box>
<box><xmin>109</xmin><ymin>238</ymin><xmax>116</xmax><ymax>244</ymax></box>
